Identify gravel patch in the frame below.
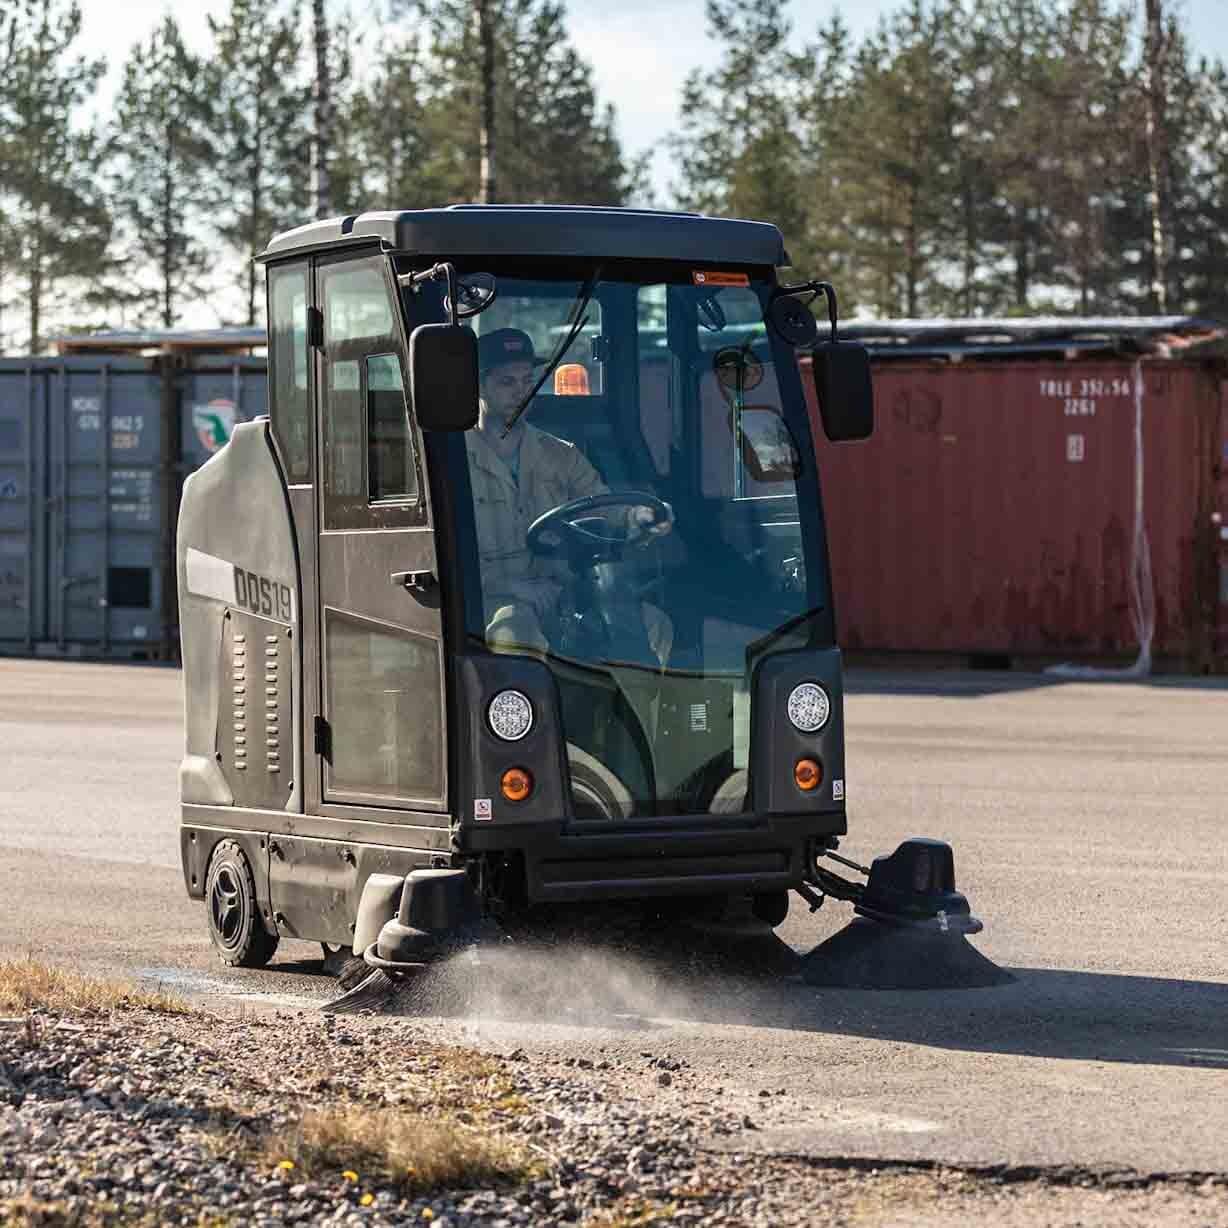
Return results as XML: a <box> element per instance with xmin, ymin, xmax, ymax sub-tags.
<box><xmin>2</xmin><ymin>992</ymin><xmax>1227</xmax><ymax>1227</ymax></box>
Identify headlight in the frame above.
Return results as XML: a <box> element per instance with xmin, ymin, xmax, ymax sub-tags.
<box><xmin>786</xmin><ymin>682</ymin><xmax>830</xmax><ymax>733</ymax></box>
<box><xmin>487</xmin><ymin>690</ymin><xmax>534</xmax><ymax>741</ymax></box>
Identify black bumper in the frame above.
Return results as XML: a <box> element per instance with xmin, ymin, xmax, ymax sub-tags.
<box><xmin>460</xmin><ymin>809</ymin><xmax>844</xmax><ymax>903</ymax></box>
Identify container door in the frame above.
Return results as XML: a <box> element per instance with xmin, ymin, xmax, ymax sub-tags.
<box><xmin>314</xmin><ymin>252</ymin><xmax>448</xmax><ymax>813</ymax></box>
<box><xmin>48</xmin><ymin>363</ymin><xmax>162</xmax><ymax>655</ymax></box>
<box><xmin>1216</xmin><ymin>379</ymin><xmax>1228</xmax><ymax>668</ymax></box>
<box><xmin>0</xmin><ymin>367</ymin><xmax>45</xmax><ymax>648</ymax></box>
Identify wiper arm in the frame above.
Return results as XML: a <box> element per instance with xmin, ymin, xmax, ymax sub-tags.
<box><xmin>501</xmin><ymin>265</ymin><xmax>603</xmax><ymax>439</ymax></box>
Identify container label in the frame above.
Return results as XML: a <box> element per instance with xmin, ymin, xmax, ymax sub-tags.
<box><xmin>192</xmin><ymin>399</ymin><xmax>238</xmax><ymax>454</ymax></box>
<box><xmin>832</xmin><ymin>779</ymin><xmax>845</xmax><ymax>801</ymax></box>
<box><xmin>109</xmin><ymin>469</ymin><xmax>154</xmax><ymax>521</ymax></box>
<box><xmin>473</xmin><ymin>798</ymin><xmax>493</xmax><ymax>821</ymax></box>
<box><xmin>72</xmin><ymin>397</ymin><xmax>101</xmax><ymax>431</ymax></box>
<box><xmin>1066</xmin><ymin>434</ymin><xmax>1085</xmax><ymax>463</ymax></box>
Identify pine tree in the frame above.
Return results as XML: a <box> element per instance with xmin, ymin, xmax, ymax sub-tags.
<box><xmin>0</xmin><ymin>0</ymin><xmax>111</xmax><ymax>353</ymax></box>
<box><xmin>835</xmin><ymin>1</ymin><xmax>960</xmax><ymax>316</ymax></box>
<box><xmin>208</xmin><ymin>0</ymin><xmax>311</xmax><ymax>325</ymax></box>
<box><xmin>669</xmin><ymin>0</ymin><xmax>811</xmax><ymax>255</ymax></box>
<box><xmin>374</xmin><ymin>0</ymin><xmax>629</xmax><ymax>206</ymax></box>
<box><xmin>109</xmin><ymin>16</ymin><xmax>217</xmax><ymax>328</ymax></box>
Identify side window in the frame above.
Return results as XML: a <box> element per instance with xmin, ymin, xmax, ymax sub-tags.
<box><xmin>367</xmin><ymin>354</ymin><xmax>416</xmax><ymax>502</ymax></box>
<box><xmin>268</xmin><ymin>264</ymin><xmax>310</xmax><ymax>481</ymax></box>
<box><xmin>320</xmin><ymin>258</ymin><xmax>421</xmax><ymax>528</ymax></box>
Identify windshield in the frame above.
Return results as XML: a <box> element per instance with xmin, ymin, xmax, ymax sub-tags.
<box><xmin>434</xmin><ymin>261</ymin><xmax>831</xmax><ymax>818</ymax></box>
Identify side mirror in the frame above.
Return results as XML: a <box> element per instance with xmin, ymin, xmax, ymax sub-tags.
<box><xmin>409</xmin><ymin>323</ymin><xmax>479</xmax><ymax>432</ymax></box>
<box><xmin>811</xmin><ymin>341</ymin><xmax>874</xmax><ymax>441</ymax></box>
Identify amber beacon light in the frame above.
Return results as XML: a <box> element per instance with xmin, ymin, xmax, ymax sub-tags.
<box><xmin>553</xmin><ymin>363</ymin><xmax>591</xmax><ymax>395</ymax></box>
<box><xmin>794</xmin><ymin>757</ymin><xmax>823</xmax><ymax>792</ymax></box>
<box><xmin>501</xmin><ymin>767</ymin><xmax>534</xmax><ymax>802</ymax></box>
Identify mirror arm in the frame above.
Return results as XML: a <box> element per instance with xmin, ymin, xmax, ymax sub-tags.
<box><xmin>398</xmin><ymin>261</ymin><xmax>460</xmax><ymax>325</ymax></box>
<box><xmin>777</xmin><ymin>278</ymin><xmax>839</xmax><ymax>343</ymax></box>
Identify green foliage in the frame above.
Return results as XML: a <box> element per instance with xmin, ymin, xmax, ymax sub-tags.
<box><xmin>207</xmin><ymin>0</ymin><xmax>312</xmax><ymax>325</ymax></box>
<box><xmin>364</xmin><ymin>0</ymin><xmax>630</xmax><ymax>207</ymax></box>
<box><xmin>109</xmin><ymin>16</ymin><xmax>217</xmax><ymax>328</ymax></box>
<box><xmin>668</xmin><ymin>0</ymin><xmax>1228</xmax><ymax>320</ymax></box>
<box><xmin>669</xmin><ymin>0</ymin><xmax>810</xmax><ymax>256</ymax></box>
<box><xmin>0</xmin><ymin>0</ymin><xmax>111</xmax><ymax>353</ymax></box>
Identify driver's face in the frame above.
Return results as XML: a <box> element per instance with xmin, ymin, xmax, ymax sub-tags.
<box><xmin>480</xmin><ymin>361</ymin><xmax>536</xmax><ymax>425</ymax></box>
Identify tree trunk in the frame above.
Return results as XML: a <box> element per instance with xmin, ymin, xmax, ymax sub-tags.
<box><xmin>163</xmin><ymin>120</ymin><xmax>175</xmax><ymax>328</ymax></box>
<box><xmin>248</xmin><ymin>97</ymin><xmax>262</xmax><ymax>327</ymax></box>
<box><xmin>476</xmin><ymin>0</ymin><xmax>497</xmax><ymax>203</ymax></box>
<box><xmin>1143</xmin><ymin>0</ymin><xmax>1169</xmax><ymax>313</ymax></box>
<box><xmin>905</xmin><ymin>184</ymin><xmax>919</xmax><ymax>318</ymax></box>
<box><xmin>961</xmin><ymin>179</ymin><xmax>976</xmax><ymax>316</ymax></box>
<box><xmin>312</xmin><ymin>0</ymin><xmax>331</xmax><ymax>219</ymax></box>
<box><xmin>1013</xmin><ymin>222</ymin><xmax>1029</xmax><ymax>310</ymax></box>
<box><xmin>29</xmin><ymin>229</ymin><xmax>41</xmax><ymax>355</ymax></box>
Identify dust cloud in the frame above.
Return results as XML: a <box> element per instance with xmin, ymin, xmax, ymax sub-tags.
<box><xmin>389</xmin><ymin>908</ymin><xmax>803</xmax><ymax>1033</ymax></box>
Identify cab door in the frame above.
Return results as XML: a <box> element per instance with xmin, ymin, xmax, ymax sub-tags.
<box><xmin>313</xmin><ymin>251</ymin><xmax>448</xmax><ymax>814</ymax></box>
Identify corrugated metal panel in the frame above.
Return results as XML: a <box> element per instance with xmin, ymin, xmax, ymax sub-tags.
<box><xmin>1216</xmin><ymin>379</ymin><xmax>1228</xmax><ymax>663</ymax></box>
<box><xmin>806</xmin><ymin>358</ymin><xmax>1225</xmax><ymax>671</ymax></box>
<box><xmin>0</xmin><ymin>357</ymin><xmax>267</xmax><ymax>660</ymax></box>
<box><xmin>0</xmin><ymin>366</ymin><xmax>44</xmax><ymax>650</ymax></box>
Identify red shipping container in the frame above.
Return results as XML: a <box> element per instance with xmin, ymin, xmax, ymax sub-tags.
<box><xmin>804</xmin><ymin>351</ymin><xmax>1227</xmax><ymax>672</ymax></box>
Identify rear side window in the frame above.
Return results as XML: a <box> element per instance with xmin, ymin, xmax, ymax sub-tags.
<box><xmin>319</xmin><ymin>256</ymin><xmax>423</xmax><ymax>529</ymax></box>
<box><xmin>367</xmin><ymin>354</ymin><xmax>417</xmax><ymax>502</ymax></box>
<box><xmin>268</xmin><ymin>264</ymin><xmax>311</xmax><ymax>481</ymax></box>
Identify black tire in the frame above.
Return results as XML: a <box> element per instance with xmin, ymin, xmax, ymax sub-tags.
<box><xmin>205</xmin><ymin>839</ymin><xmax>279</xmax><ymax>968</ymax></box>
<box><xmin>566</xmin><ymin>744</ymin><xmax>633</xmax><ymax>820</ymax></box>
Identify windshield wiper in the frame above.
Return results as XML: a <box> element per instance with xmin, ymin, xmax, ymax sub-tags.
<box><xmin>501</xmin><ymin>265</ymin><xmax>603</xmax><ymax>439</ymax></box>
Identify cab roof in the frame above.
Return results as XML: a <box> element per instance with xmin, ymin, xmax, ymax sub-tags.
<box><xmin>258</xmin><ymin>205</ymin><xmax>788</xmax><ymax>268</ymax></box>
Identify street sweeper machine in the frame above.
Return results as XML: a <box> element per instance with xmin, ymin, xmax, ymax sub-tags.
<box><xmin>177</xmin><ymin>205</ymin><xmax>999</xmax><ymax>1003</ymax></box>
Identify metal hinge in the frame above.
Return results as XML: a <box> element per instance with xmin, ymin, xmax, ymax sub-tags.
<box><xmin>313</xmin><ymin>714</ymin><xmax>331</xmax><ymax>759</ymax></box>
<box><xmin>307</xmin><ymin>306</ymin><xmax>324</xmax><ymax>348</ymax></box>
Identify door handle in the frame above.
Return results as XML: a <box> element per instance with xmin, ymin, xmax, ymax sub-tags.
<box><xmin>390</xmin><ymin>569</ymin><xmax>436</xmax><ymax>593</ymax></box>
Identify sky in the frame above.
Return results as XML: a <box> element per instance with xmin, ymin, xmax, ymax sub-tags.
<box><xmin>82</xmin><ymin>0</ymin><xmax>1228</xmax><ymax>205</ymax></box>
<box><xmin>64</xmin><ymin>0</ymin><xmax>1228</xmax><ymax>333</ymax></box>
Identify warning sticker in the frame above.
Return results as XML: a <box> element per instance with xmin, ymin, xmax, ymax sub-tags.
<box><xmin>693</xmin><ymin>271</ymin><xmax>750</xmax><ymax>287</ymax></box>
<box><xmin>832</xmin><ymin>779</ymin><xmax>845</xmax><ymax>801</ymax></box>
<box><xmin>474</xmin><ymin>798</ymin><xmax>493</xmax><ymax>821</ymax></box>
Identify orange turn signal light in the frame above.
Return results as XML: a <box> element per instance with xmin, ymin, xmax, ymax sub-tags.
<box><xmin>501</xmin><ymin>767</ymin><xmax>534</xmax><ymax>802</ymax></box>
<box><xmin>794</xmin><ymin>757</ymin><xmax>823</xmax><ymax>792</ymax></box>
<box><xmin>553</xmin><ymin>363</ymin><xmax>591</xmax><ymax>396</ymax></box>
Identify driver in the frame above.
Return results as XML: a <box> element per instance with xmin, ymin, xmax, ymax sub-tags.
<box><xmin>466</xmin><ymin>327</ymin><xmax>671</xmax><ymax>659</ymax></box>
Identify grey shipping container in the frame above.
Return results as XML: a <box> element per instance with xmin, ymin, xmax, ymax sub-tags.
<box><xmin>0</xmin><ymin>355</ymin><xmax>267</xmax><ymax>660</ymax></box>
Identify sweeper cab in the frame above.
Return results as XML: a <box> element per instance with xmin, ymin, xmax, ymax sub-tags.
<box><xmin>176</xmin><ymin>206</ymin><xmax>996</xmax><ymax>996</ymax></box>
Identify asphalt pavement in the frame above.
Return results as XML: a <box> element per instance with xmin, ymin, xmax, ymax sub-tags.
<box><xmin>2</xmin><ymin>657</ymin><xmax>1226</xmax><ymax>1178</ymax></box>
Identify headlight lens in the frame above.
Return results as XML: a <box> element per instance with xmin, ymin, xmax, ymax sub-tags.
<box><xmin>786</xmin><ymin>682</ymin><xmax>830</xmax><ymax>733</ymax></box>
<box><xmin>487</xmin><ymin>689</ymin><xmax>534</xmax><ymax>741</ymax></box>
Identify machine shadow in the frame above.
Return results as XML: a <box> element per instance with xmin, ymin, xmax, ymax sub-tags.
<box><xmin>383</xmin><ymin>920</ymin><xmax>1228</xmax><ymax>1071</ymax></box>
<box><xmin>845</xmin><ymin>668</ymin><xmax>1228</xmax><ymax>699</ymax></box>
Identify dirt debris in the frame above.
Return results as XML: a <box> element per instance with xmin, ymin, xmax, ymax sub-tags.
<box><xmin>1</xmin><ymin>963</ymin><xmax>1227</xmax><ymax>1227</ymax></box>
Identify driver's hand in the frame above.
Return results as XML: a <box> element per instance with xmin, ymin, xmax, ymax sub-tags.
<box><xmin>631</xmin><ymin>501</ymin><xmax>673</xmax><ymax>544</ymax></box>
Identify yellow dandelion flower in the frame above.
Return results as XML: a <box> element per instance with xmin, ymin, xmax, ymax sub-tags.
<box><xmin>360</xmin><ymin>1193</ymin><xmax>375</xmax><ymax>1207</ymax></box>
<box><xmin>276</xmin><ymin>1160</ymin><xmax>295</xmax><ymax>1171</ymax></box>
<box><xmin>342</xmin><ymin>1171</ymin><xmax>359</xmax><ymax>1182</ymax></box>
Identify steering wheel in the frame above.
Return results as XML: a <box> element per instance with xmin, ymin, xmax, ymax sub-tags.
<box><xmin>526</xmin><ymin>491</ymin><xmax>671</xmax><ymax>562</ymax></box>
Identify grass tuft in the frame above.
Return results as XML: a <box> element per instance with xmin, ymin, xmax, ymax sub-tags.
<box><xmin>584</xmin><ymin>1198</ymin><xmax>681</xmax><ymax>1227</ymax></box>
<box><xmin>0</xmin><ymin>958</ymin><xmax>189</xmax><ymax>1016</ymax></box>
<box><xmin>255</xmin><ymin>1103</ymin><xmax>536</xmax><ymax>1194</ymax></box>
